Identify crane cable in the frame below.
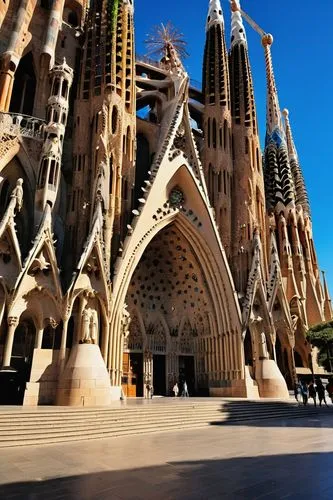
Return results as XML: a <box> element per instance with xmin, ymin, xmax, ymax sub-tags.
<box><xmin>228</xmin><ymin>0</ymin><xmax>267</xmax><ymax>38</ymax></box>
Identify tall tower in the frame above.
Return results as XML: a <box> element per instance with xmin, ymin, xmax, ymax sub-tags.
<box><xmin>262</xmin><ymin>33</ymin><xmax>327</xmax><ymax>375</ymax></box>
<box><xmin>229</xmin><ymin>0</ymin><xmax>266</xmax><ymax>294</ymax></box>
<box><xmin>67</xmin><ymin>0</ymin><xmax>136</xmax><ymax>269</ymax></box>
<box><xmin>202</xmin><ymin>0</ymin><xmax>233</xmax><ymax>254</ymax></box>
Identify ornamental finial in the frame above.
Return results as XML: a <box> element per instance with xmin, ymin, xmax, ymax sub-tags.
<box><xmin>206</xmin><ymin>0</ymin><xmax>224</xmax><ymax>31</ymax></box>
<box><xmin>230</xmin><ymin>0</ymin><xmax>247</xmax><ymax>46</ymax></box>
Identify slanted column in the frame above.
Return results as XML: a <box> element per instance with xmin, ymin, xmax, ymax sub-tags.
<box><xmin>2</xmin><ymin>316</ymin><xmax>19</xmax><ymax>367</ymax></box>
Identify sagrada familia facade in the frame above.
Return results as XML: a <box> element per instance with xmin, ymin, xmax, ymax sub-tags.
<box><xmin>0</xmin><ymin>0</ymin><xmax>331</xmax><ymax>406</ymax></box>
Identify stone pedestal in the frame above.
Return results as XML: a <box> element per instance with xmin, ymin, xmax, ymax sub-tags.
<box><xmin>57</xmin><ymin>343</ymin><xmax>112</xmax><ymax>406</ymax></box>
<box><xmin>209</xmin><ymin>376</ymin><xmax>259</xmax><ymax>398</ymax></box>
<box><xmin>255</xmin><ymin>358</ymin><xmax>289</xmax><ymax>399</ymax></box>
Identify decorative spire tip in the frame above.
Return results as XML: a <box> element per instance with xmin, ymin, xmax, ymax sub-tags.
<box><xmin>262</xmin><ymin>34</ymin><xmax>274</xmax><ymax>47</ymax></box>
<box><xmin>206</xmin><ymin>0</ymin><xmax>224</xmax><ymax>31</ymax></box>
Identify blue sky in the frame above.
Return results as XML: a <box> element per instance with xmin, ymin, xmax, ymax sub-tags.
<box><xmin>135</xmin><ymin>0</ymin><xmax>333</xmax><ymax>295</ymax></box>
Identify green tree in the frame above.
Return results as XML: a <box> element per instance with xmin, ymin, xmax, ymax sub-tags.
<box><xmin>307</xmin><ymin>320</ymin><xmax>333</xmax><ymax>372</ymax></box>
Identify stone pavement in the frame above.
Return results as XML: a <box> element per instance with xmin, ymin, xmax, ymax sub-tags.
<box><xmin>1</xmin><ymin>413</ymin><xmax>333</xmax><ymax>499</ymax></box>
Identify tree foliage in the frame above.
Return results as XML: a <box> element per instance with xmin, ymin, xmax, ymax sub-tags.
<box><xmin>307</xmin><ymin>320</ymin><xmax>333</xmax><ymax>372</ymax></box>
<box><xmin>307</xmin><ymin>320</ymin><xmax>333</xmax><ymax>345</ymax></box>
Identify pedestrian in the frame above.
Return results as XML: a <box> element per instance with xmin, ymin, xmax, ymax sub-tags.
<box><xmin>182</xmin><ymin>380</ymin><xmax>189</xmax><ymax>398</ymax></box>
<box><xmin>326</xmin><ymin>378</ymin><xmax>333</xmax><ymax>403</ymax></box>
<box><xmin>308</xmin><ymin>380</ymin><xmax>317</xmax><ymax>407</ymax></box>
<box><xmin>172</xmin><ymin>382</ymin><xmax>179</xmax><ymax>398</ymax></box>
<box><xmin>300</xmin><ymin>380</ymin><xmax>308</xmax><ymax>406</ymax></box>
<box><xmin>316</xmin><ymin>378</ymin><xmax>328</xmax><ymax>407</ymax></box>
<box><xmin>294</xmin><ymin>380</ymin><xmax>301</xmax><ymax>403</ymax></box>
<box><xmin>150</xmin><ymin>384</ymin><xmax>154</xmax><ymax>399</ymax></box>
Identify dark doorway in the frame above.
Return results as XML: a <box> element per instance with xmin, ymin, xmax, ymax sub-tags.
<box><xmin>10</xmin><ymin>52</ymin><xmax>36</xmax><ymax>116</ymax></box>
<box><xmin>244</xmin><ymin>329</ymin><xmax>253</xmax><ymax>366</ymax></box>
<box><xmin>3</xmin><ymin>320</ymin><xmax>37</xmax><ymax>404</ymax></box>
<box><xmin>153</xmin><ymin>354</ymin><xmax>166</xmax><ymax>395</ymax></box>
<box><xmin>179</xmin><ymin>355</ymin><xmax>195</xmax><ymax>396</ymax></box>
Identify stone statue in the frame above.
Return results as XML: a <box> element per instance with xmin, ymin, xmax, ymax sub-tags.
<box><xmin>121</xmin><ymin>304</ymin><xmax>131</xmax><ymax>337</ymax></box>
<box><xmin>10</xmin><ymin>178</ymin><xmax>23</xmax><ymax>212</ymax></box>
<box><xmin>260</xmin><ymin>332</ymin><xmax>269</xmax><ymax>359</ymax></box>
<box><xmin>89</xmin><ymin>310</ymin><xmax>98</xmax><ymax>344</ymax></box>
<box><xmin>81</xmin><ymin>308</ymin><xmax>91</xmax><ymax>343</ymax></box>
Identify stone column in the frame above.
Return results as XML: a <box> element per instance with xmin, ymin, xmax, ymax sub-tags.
<box><xmin>101</xmin><ymin>313</ymin><xmax>109</xmax><ymax>363</ymax></box>
<box><xmin>35</xmin><ymin>325</ymin><xmax>44</xmax><ymax>349</ymax></box>
<box><xmin>2</xmin><ymin>316</ymin><xmax>19</xmax><ymax>367</ymax></box>
<box><xmin>58</xmin><ymin>317</ymin><xmax>69</xmax><ymax>371</ymax></box>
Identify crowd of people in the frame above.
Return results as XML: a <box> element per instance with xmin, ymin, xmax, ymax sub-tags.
<box><xmin>294</xmin><ymin>377</ymin><xmax>333</xmax><ymax>407</ymax></box>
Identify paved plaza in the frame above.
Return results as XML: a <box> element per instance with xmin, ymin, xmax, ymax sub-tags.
<box><xmin>1</xmin><ymin>412</ymin><xmax>333</xmax><ymax>499</ymax></box>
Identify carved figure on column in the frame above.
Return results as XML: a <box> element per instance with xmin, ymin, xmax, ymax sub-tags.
<box><xmin>260</xmin><ymin>332</ymin><xmax>269</xmax><ymax>359</ymax></box>
<box><xmin>89</xmin><ymin>310</ymin><xmax>98</xmax><ymax>344</ymax></box>
<box><xmin>10</xmin><ymin>178</ymin><xmax>23</xmax><ymax>212</ymax></box>
<box><xmin>81</xmin><ymin>308</ymin><xmax>91</xmax><ymax>343</ymax></box>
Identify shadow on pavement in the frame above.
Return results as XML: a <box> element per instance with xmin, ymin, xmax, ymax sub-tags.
<box><xmin>1</xmin><ymin>450</ymin><xmax>333</xmax><ymax>499</ymax></box>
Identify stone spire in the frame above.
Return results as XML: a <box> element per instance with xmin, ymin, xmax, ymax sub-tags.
<box><xmin>202</xmin><ymin>0</ymin><xmax>232</xmax><ymax>254</ymax></box>
<box><xmin>229</xmin><ymin>0</ymin><xmax>267</xmax><ymax>295</ymax></box>
<box><xmin>203</xmin><ymin>0</ymin><xmax>229</xmax><ymax>107</ymax></box>
<box><xmin>262</xmin><ymin>35</ymin><xmax>295</xmax><ymax>211</ymax></box>
<box><xmin>206</xmin><ymin>0</ymin><xmax>224</xmax><ymax>31</ymax></box>
<box><xmin>282</xmin><ymin>108</ymin><xmax>311</xmax><ymax>217</ymax></box>
<box><xmin>262</xmin><ymin>34</ymin><xmax>282</xmax><ymax>135</ymax></box>
<box><xmin>229</xmin><ymin>0</ymin><xmax>256</xmax><ymax>130</ymax></box>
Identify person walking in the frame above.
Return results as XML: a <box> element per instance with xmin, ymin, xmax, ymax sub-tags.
<box><xmin>308</xmin><ymin>380</ymin><xmax>317</xmax><ymax>407</ymax></box>
<box><xmin>316</xmin><ymin>378</ymin><xmax>328</xmax><ymax>407</ymax></box>
<box><xmin>172</xmin><ymin>382</ymin><xmax>179</xmax><ymax>398</ymax></box>
<box><xmin>326</xmin><ymin>378</ymin><xmax>333</xmax><ymax>404</ymax></box>
<box><xmin>182</xmin><ymin>380</ymin><xmax>189</xmax><ymax>398</ymax></box>
<box><xmin>300</xmin><ymin>380</ymin><xmax>309</xmax><ymax>406</ymax></box>
<box><xmin>294</xmin><ymin>380</ymin><xmax>301</xmax><ymax>403</ymax></box>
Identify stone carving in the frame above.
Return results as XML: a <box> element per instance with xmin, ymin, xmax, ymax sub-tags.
<box><xmin>81</xmin><ymin>308</ymin><xmax>98</xmax><ymax>344</ymax></box>
<box><xmin>121</xmin><ymin>304</ymin><xmax>131</xmax><ymax>338</ymax></box>
<box><xmin>259</xmin><ymin>332</ymin><xmax>269</xmax><ymax>359</ymax></box>
<box><xmin>10</xmin><ymin>178</ymin><xmax>23</xmax><ymax>212</ymax></box>
<box><xmin>29</xmin><ymin>252</ymin><xmax>51</xmax><ymax>274</ymax></box>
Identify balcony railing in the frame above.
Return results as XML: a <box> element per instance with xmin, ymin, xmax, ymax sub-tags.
<box><xmin>0</xmin><ymin>112</ymin><xmax>46</xmax><ymax>141</ymax></box>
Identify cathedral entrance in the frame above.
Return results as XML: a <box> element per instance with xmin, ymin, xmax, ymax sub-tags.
<box><xmin>124</xmin><ymin>222</ymin><xmax>218</xmax><ymax>397</ymax></box>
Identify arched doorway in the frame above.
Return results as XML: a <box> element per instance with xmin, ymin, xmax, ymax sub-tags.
<box><xmin>124</xmin><ymin>222</ymin><xmax>217</xmax><ymax>396</ymax></box>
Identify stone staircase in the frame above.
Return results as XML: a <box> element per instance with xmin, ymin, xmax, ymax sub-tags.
<box><xmin>0</xmin><ymin>399</ymin><xmax>323</xmax><ymax>448</ymax></box>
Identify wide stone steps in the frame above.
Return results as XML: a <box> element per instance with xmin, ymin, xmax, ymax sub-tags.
<box><xmin>0</xmin><ymin>400</ymin><xmax>323</xmax><ymax>447</ymax></box>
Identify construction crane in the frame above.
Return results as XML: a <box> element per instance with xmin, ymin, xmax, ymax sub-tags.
<box><xmin>229</xmin><ymin>0</ymin><xmax>268</xmax><ymax>39</ymax></box>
